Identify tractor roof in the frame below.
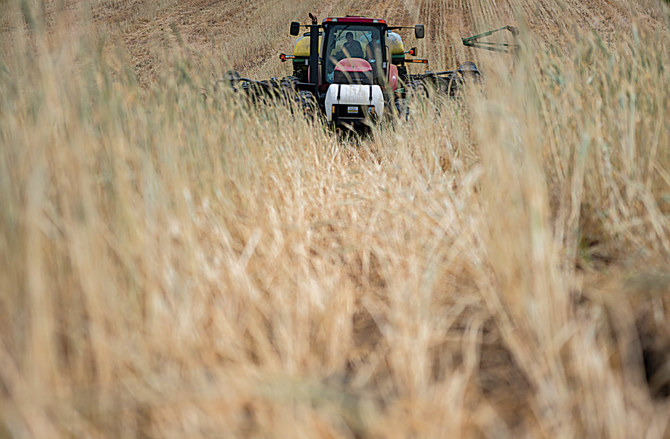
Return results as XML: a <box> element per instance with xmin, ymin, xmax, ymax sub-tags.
<box><xmin>322</xmin><ymin>16</ymin><xmax>387</xmax><ymax>25</ymax></box>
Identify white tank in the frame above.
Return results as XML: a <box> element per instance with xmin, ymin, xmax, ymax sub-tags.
<box><xmin>324</xmin><ymin>84</ymin><xmax>385</xmax><ymax>122</ymax></box>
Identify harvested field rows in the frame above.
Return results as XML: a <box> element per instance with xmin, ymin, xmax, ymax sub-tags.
<box><xmin>75</xmin><ymin>0</ymin><xmax>667</xmax><ymax>83</ymax></box>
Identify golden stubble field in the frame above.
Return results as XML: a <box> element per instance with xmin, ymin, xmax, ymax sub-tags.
<box><xmin>1</xmin><ymin>0</ymin><xmax>670</xmax><ymax>437</ymax></box>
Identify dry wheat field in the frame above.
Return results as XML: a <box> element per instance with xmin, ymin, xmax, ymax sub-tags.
<box><xmin>1</xmin><ymin>0</ymin><xmax>670</xmax><ymax>437</ymax></box>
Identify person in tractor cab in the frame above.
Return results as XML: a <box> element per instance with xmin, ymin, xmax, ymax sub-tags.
<box><xmin>342</xmin><ymin>32</ymin><xmax>364</xmax><ymax>58</ymax></box>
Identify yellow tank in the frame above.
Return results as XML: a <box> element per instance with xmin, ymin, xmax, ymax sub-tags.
<box><xmin>293</xmin><ymin>34</ymin><xmax>322</xmax><ymax>57</ymax></box>
<box><xmin>387</xmin><ymin>31</ymin><xmax>405</xmax><ymax>56</ymax></box>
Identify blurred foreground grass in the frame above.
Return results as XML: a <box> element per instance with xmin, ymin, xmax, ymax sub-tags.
<box><xmin>1</xmin><ymin>1</ymin><xmax>670</xmax><ymax>437</ymax></box>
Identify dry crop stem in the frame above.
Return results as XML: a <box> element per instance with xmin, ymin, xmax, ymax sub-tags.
<box><xmin>1</xmin><ymin>0</ymin><xmax>670</xmax><ymax>437</ymax></box>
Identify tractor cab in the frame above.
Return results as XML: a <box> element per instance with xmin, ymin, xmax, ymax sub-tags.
<box><xmin>321</xmin><ymin>18</ymin><xmax>388</xmax><ymax>88</ymax></box>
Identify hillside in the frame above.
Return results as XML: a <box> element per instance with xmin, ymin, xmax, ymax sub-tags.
<box><xmin>80</xmin><ymin>0</ymin><xmax>661</xmax><ymax>84</ymax></box>
<box><xmin>1</xmin><ymin>0</ymin><xmax>670</xmax><ymax>437</ymax></box>
<box><xmin>6</xmin><ymin>0</ymin><xmax>662</xmax><ymax>84</ymax></box>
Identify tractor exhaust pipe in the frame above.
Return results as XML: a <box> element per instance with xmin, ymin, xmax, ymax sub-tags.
<box><xmin>308</xmin><ymin>13</ymin><xmax>319</xmax><ymax>88</ymax></box>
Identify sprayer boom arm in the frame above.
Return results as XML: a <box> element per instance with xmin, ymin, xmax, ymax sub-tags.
<box><xmin>462</xmin><ymin>26</ymin><xmax>519</xmax><ymax>53</ymax></box>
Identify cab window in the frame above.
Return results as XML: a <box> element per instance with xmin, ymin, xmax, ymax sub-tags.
<box><xmin>324</xmin><ymin>24</ymin><xmax>383</xmax><ymax>83</ymax></box>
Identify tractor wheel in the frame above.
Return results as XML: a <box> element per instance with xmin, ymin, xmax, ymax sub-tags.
<box><xmin>458</xmin><ymin>61</ymin><xmax>481</xmax><ymax>81</ymax></box>
<box><xmin>394</xmin><ymin>98</ymin><xmax>409</xmax><ymax>121</ymax></box>
<box><xmin>296</xmin><ymin>90</ymin><xmax>317</xmax><ymax>113</ymax></box>
<box><xmin>438</xmin><ymin>74</ymin><xmax>464</xmax><ymax>97</ymax></box>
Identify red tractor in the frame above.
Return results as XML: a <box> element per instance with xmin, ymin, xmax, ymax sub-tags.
<box><xmin>285</xmin><ymin>14</ymin><xmax>426</xmax><ymax>128</ymax></box>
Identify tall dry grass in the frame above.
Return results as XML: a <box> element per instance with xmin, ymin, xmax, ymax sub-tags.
<box><xmin>1</xmin><ymin>0</ymin><xmax>670</xmax><ymax>437</ymax></box>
